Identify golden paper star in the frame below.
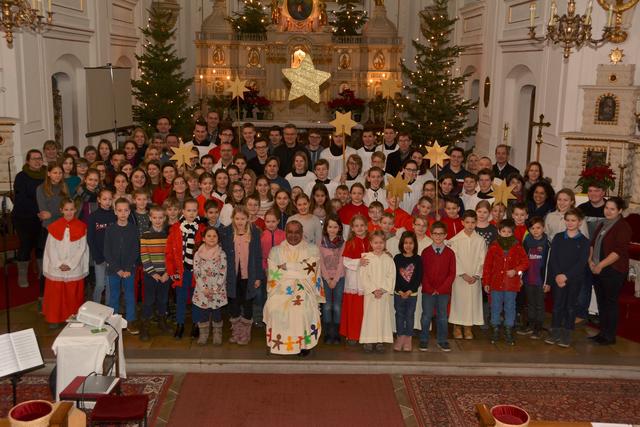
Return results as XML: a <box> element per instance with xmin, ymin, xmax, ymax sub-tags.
<box><xmin>386</xmin><ymin>172</ymin><xmax>412</xmax><ymax>203</ymax></box>
<box><xmin>226</xmin><ymin>78</ymin><xmax>249</xmax><ymax>100</ymax></box>
<box><xmin>489</xmin><ymin>180</ymin><xmax>517</xmax><ymax>207</ymax></box>
<box><xmin>170</xmin><ymin>141</ymin><xmax>198</xmax><ymax>169</ymax></box>
<box><xmin>424</xmin><ymin>140</ymin><xmax>450</xmax><ymax>168</ymax></box>
<box><xmin>329</xmin><ymin>111</ymin><xmax>358</xmax><ymax>136</ymax></box>
<box><xmin>380</xmin><ymin>78</ymin><xmax>401</xmax><ymax>98</ymax></box>
<box><xmin>282</xmin><ymin>54</ymin><xmax>331</xmax><ymax>104</ymax></box>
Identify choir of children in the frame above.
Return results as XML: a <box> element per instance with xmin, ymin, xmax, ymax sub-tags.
<box><xmin>37</xmin><ymin>123</ymin><xmax>620</xmax><ymax>355</ymax></box>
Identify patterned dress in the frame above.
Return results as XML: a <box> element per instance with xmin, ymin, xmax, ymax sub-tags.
<box><xmin>192</xmin><ymin>248</ymin><xmax>228</xmax><ymax>310</ymax></box>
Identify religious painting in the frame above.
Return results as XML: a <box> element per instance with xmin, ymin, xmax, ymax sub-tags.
<box><xmin>583</xmin><ymin>147</ymin><xmax>608</xmax><ymax>169</ymax></box>
<box><xmin>214</xmin><ymin>80</ymin><xmax>225</xmax><ymax>94</ymax></box>
<box><xmin>595</xmin><ymin>94</ymin><xmax>618</xmax><ymax>124</ymax></box>
<box><xmin>212</xmin><ymin>47</ymin><xmax>225</xmax><ymax>66</ymax></box>
<box><xmin>373</xmin><ymin>50</ymin><xmax>385</xmax><ymax>70</ymax></box>
<box><xmin>247</xmin><ymin>48</ymin><xmax>261</xmax><ymax>68</ymax></box>
<box><xmin>339</xmin><ymin>53</ymin><xmax>351</xmax><ymax>70</ymax></box>
<box><xmin>287</xmin><ymin>0</ymin><xmax>314</xmax><ymax>21</ymax></box>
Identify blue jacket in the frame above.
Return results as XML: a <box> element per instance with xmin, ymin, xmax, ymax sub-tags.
<box><xmin>103</xmin><ymin>222</ymin><xmax>140</xmax><ymax>275</ymax></box>
<box><xmin>220</xmin><ymin>224</ymin><xmax>265</xmax><ymax>300</ymax></box>
<box><xmin>546</xmin><ymin>231</ymin><xmax>589</xmax><ymax>287</ymax></box>
<box><xmin>87</xmin><ymin>207</ymin><xmax>117</xmax><ymax>264</ymax></box>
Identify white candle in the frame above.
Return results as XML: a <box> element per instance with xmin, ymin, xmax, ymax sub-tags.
<box><xmin>606</xmin><ymin>141</ymin><xmax>611</xmax><ymax>164</ymax></box>
<box><xmin>636</xmin><ymin>98</ymin><xmax>640</xmax><ymax>114</ymax></box>
<box><xmin>607</xmin><ymin>5</ymin><xmax>614</xmax><ymax>27</ymax></box>
<box><xmin>530</xmin><ymin>2</ymin><xmax>536</xmax><ymax>27</ymax></box>
<box><xmin>48</xmin><ymin>0</ymin><xmax>51</xmax><ymax>13</ymax></box>
<box><xmin>585</xmin><ymin>0</ymin><xmax>592</xmax><ymax>24</ymax></box>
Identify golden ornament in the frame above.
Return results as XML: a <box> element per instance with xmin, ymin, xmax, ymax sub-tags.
<box><xmin>226</xmin><ymin>78</ymin><xmax>249</xmax><ymax>100</ymax></box>
<box><xmin>329</xmin><ymin>111</ymin><xmax>358</xmax><ymax>136</ymax></box>
<box><xmin>170</xmin><ymin>142</ymin><xmax>199</xmax><ymax>169</ymax></box>
<box><xmin>380</xmin><ymin>78</ymin><xmax>401</xmax><ymax>98</ymax></box>
<box><xmin>609</xmin><ymin>47</ymin><xmax>624</xmax><ymax>64</ymax></box>
<box><xmin>282</xmin><ymin>54</ymin><xmax>331</xmax><ymax>104</ymax></box>
<box><xmin>386</xmin><ymin>172</ymin><xmax>412</xmax><ymax>203</ymax></box>
<box><xmin>489</xmin><ymin>180</ymin><xmax>517</xmax><ymax>207</ymax></box>
<box><xmin>424</xmin><ymin>140</ymin><xmax>450</xmax><ymax>168</ymax></box>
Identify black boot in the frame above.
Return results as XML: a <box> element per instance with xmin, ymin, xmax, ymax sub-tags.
<box><xmin>191</xmin><ymin>323</ymin><xmax>200</xmax><ymax>339</ymax></box>
<box><xmin>490</xmin><ymin>326</ymin><xmax>500</xmax><ymax>344</ymax></box>
<box><xmin>139</xmin><ymin>321</ymin><xmax>151</xmax><ymax>342</ymax></box>
<box><xmin>332</xmin><ymin>323</ymin><xmax>342</xmax><ymax>345</ymax></box>
<box><xmin>158</xmin><ymin>316</ymin><xmax>171</xmax><ymax>334</ymax></box>
<box><xmin>174</xmin><ymin>323</ymin><xmax>184</xmax><ymax>340</ymax></box>
<box><xmin>505</xmin><ymin>327</ymin><xmax>515</xmax><ymax>346</ymax></box>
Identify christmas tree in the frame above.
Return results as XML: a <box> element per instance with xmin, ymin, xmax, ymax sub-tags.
<box><xmin>330</xmin><ymin>0</ymin><xmax>368</xmax><ymax>36</ymax></box>
<box><xmin>394</xmin><ymin>0</ymin><xmax>477</xmax><ymax>147</ymax></box>
<box><xmin>227</xmin><ymin>0</ymin><xmax>270</xmax><ymax>34</ymax></box>
<box><xmin>131</xmin><ymin>6</ymin><xmax>194</xmax><ymax>139</ymax></box>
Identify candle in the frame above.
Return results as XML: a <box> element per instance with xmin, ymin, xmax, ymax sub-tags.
<box><xmin>607</xmin><ymin>5</ymin><xmax>614</xmax><ymax>27</ymax></box>
<box><xmin>48</xmin><ymin>0</ymin><xmax>51</xmax><ymax>13</ymax></box>
<box><xmin>622</xmin><ymin>142</ymin><xmax>627</xmax><ymax>166</ymax></box>
<box><xmin>585</xmin><ymin>0</ymin><xmax>592</xmax><ymax>24</ymax></box>
<box><xmin>635</xmin><ymin>98</ymin><xmax>640</xmax><ymax>113</ymax></box>
<box><xmin>199</xmin><ymin>74</ymin><xmax>203</xmax><ymax>98</ymax></box>
<box><xmin>548</xmin><ymin>0</ymin><xmax>557</xmax><ymax>26</ymax></box>
<box><xmin>530</xmin><ymin>2</ymin><xmax>536</xmax><ymax>27</ymax></box>
<box><xmin>606</xmin><ymin>141</ymin><xmax>611</xmax><ymax>164</ymax></box>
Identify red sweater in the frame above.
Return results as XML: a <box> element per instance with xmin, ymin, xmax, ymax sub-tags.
<box><xmin>441</xmin><ymin>216</ymin><xmax>463</xmax><ymax>240</ymax></box>
<box><xmin>420</xmin><ymin>245</ymin><xmax>456</xmax><ymax>295</ymax></box>
<box><xmin>514</xmin><ymin>224</ymin><xmax>528</xmax><ymax>243</ymax></box>
<box><xmin>482</xmin><ymin>241</ymin><xmax>529</xmax><ymax>292</ymax></box>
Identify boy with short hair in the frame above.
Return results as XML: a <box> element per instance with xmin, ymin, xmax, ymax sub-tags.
<box><xmin>511</xmin><ymin>202</ymin><xmax>529</xmax><ymax>243</ymax></box>
<box><xmin>419</xmin><ymin>221</ymin><xmax>456</xmax><ymax>352</ymax></box>
<box><xmin>477</xmin><ymin>169</ymin><xmax>495</xmax><ymax>201</ymax></box>
<box><xmin>139</xmin><ymin>206</ymin><xmax>171</xmax><ymax>341</ymax></box>
<box><xmin>87</xmin><ymin>188</ymin><xmax>116</xmax><ymax>304</ymax></box>
<box><xmin>441</xmin><ymin>196</ymin><xmax>463</xmax><ymax>240</ymax></box>
<box><xmin>367</xmin><ymin>201</ymin><xmax>384</xmax><ymax>232</ymax></box>
<box><xmin>482</xmin><ymin>219</ymin><xmax>529</xmax><ymax>345</ymax></box>
<box><xmin>163</xmin><ymin>197</ymin><xmax>181</xmax><ymax>225</ymax></box>
<box><xmin>544</xmin><ymin>208</ymin><xmax>590</xmax><ymax>347</ymax></box>
<box><xmin>335</xmin><ymin>185</ymin><xmax>350</xmax><ymax>207</ymax></box>
<box><xmin>204</xmin><ymin>199</ymin><xmax>221</xmax><ymax>227</ymax></box>
<box><xmin>104</xmin><ymin>197</ymin><xmax>141</xmax><ymax>334</ymax></box>
<box><xmin>304</xmin><ymin>159</ymin><xmax>338</xmax><ymax>198</ymax></box>
<box><xmin>131</xmin><ymin>189</ymin><xmax>151</xmax><ymax>236</ymax></box>
<box><xmin>460</xmin><ymin>174</ymin><xmax>481</xmax><ymax>211</ymax></box>
<box><xmin>519</xmin><ymin>216</ymin><xmax>550</xmax><ymax>339</ymax></box>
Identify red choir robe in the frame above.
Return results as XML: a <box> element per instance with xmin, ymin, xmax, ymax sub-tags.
<box><xmin>339</xmin><ymin>236</ymin><xmax>372</xmax><ymax>341</ymax></box>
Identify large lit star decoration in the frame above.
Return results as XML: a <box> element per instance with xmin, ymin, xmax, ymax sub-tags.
<box><xmin>329</xmin><ymin>111</ymin><xmax>358</xmax><ymax>136</ymax></box>
<box><xmin>489</xmin><ymin>180</ymin><xmax>518</xmax><ymax>207</ymax></box>
<box><xmin>386</xmin><ymin>173</ymin><xmax>412</xmax><ymax>203</ymax></box>
<box><xmin>170</xmin><ymin>142</ymin><xmax>198</xmax><ymax>169</ymax></box>
<box><xmin>380</xmin><ymin>78</ymin><xmax>401</xmax><ymax>99</ymax></box>
<box><xmin>282</xmin><ymin>54</ymin><xmax>331</xmax><ymax>104</ymax></box>
<box><xmin>424</xmin><ymin>140</ymin><xmax>450</xmax><ymax>168</ymax></box>
<box><xmin>226</xmin><ymin>78</ymin><xmax>249</xmax><ymax>100</ymax></box>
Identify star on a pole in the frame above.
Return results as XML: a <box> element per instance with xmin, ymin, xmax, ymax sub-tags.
<box><xmin>424</xmin><ymin>140</ymin><xmax>450</xmax><ymax>168</ymax></box>
<box><xmin>386</xmin><ymin>172</ymin><xmax>412</xmax><ymax>203</ymax></box>
<box><xmin>170</xmin><ymin>142</ymin><xmax>198</xmax><ymax>169</ymax></box>
<box><xmin>226</xmin><ymin>78</ymin><xmax>249</xmax><ymax>100</ymax></box>
<box><xmin>282</xmin><ymin>54</ymin><xmax>331</xmax><ymax>104</ymax></box>
<box><xmin>380</xmin><ymin>78</ymin><xmax>401</xmax><ymax>98</ymax></box>
<box><xmin>489</xmin><ymin>180</ymin><xmax>518</xmax><ymax>207</ymax></box>
<box><xmin>329</xmin><ymin>111</ymin><xmax>357</xmax><ymax>136</ymax></box>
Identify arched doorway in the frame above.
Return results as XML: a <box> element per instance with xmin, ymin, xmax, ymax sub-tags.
<box><xmin>504</xmin><ymin>65</ymin><xmax>536</xmax><ymax>171</ymax></box>
<box><xmin>51</xmin><ymin>72</ymin><xmax>73</xmax><ymax>149</ymax></box>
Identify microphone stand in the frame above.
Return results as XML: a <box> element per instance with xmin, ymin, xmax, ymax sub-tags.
<box><xmin>3</xmin><ymin>156</ymin><xmax>14</xmax><ymax>333</ymax></box>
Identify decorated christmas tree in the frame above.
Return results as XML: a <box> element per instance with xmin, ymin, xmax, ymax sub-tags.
<box><xmin>227</xmin><ymin>0</ymin><xmax>270</xmax><ymax>34</ymax></box>
<box><xmin>330</xmin><ymin>0</ymin><xmax>368</xmax><ymax>36</ymax></box>
<box><xmin>131</xmin><ymin>6</ymin><xmax>194</xmax><ymax>138</ymax></box>
<box><xmin>394</xmin><ymin>0</ymin><xmax>477</xmax><ymax>147</ymax></box>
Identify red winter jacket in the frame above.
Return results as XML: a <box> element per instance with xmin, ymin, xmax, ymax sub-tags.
<box><xmin>482</xmin><ymin>241</ymin><xmax>529</xmax><ymax>292</ymax></box>
<box><xmin>165</xmin><ymin>222</ymin><xmax>206</xmax><ymax>288</ymax></box>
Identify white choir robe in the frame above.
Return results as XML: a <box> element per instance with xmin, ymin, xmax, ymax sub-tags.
<box><xmin>43</xmin><ymin>231</ymin><xmax>89</xmax><ymax>281</ymax></box>
<box><xmin>364</xmin><ymin>188</ymin><xmax>388</xmax><ymax>209</ymax></box>
<box><xmin>448</xmin><ymin>229</ymin><xmax>487</xmax><ymax>326</ymax></box>
<box><xmin>264</xmin><ymin>241</ymin><xmax>324</xmax><ymax>355</ymax></box>
<box><xmin>358</xmin><ymin>252</ymin><xmax>396</xmax><ymax>343</ymax></box>
<box><xmin>319</xmin><ymin>146</ymin><xmax>357</xmax><ymax>180</ymax></box>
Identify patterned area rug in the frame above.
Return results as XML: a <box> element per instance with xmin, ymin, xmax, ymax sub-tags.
<box><xmin>0</xmin><ymin>374</ymin><xmax>172</xmax><ymax>425</ymax></box>
<box><xmin>404</xmin><ymin>375</ymin><xmax>640</xmax><ymax>427</ymax></box>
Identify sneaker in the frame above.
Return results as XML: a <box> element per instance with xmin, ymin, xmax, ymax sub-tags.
<box><xmin>437</xmin><ymin>342</ymin><xmax>451</xmax><ymax>352</ymax></box>
<box><xmin>375</xmin><ymin>343</ymin><xmax>385</xmax><ymax>353</ymax></box>
<box><xmin>516</xmin><ymin>326</ymin><xmax>533</xmax><ymax>336</ymax></box>
<box><xmin>530</xmin><ymin>330</ymin><xmax>542</xmax><ymax>340</ymax></box>
<box><xmin>127</xmin><ymin>322</ymin><xmax>140</xmax><ymax>335</ymax></box>
<box><xmin>363</xmin><ymin>343</ymin><xmax>373</xmax><ymax>353</ymax></box>
<box><xmin>544</xmin><ymin>329</ymin><xmax>560</xmax><ymax>345</ymax></box>
<box><xmin>419</xmin><ymin>341</ymin><xmax>429</xmax><ymax>352</ymax></box>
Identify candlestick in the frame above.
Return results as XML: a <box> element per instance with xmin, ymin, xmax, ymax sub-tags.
<box><xmin>606</xmin><ymin>141</ymin><xmax>611</xmax><ymax>164</ymax></box>
<box><xmin>607</xmin><ymin>5</ymin><xmax>614</xmax><ymax>27</ymax></box>
<box><xmin>199</xmin><ymin>74</ymin><xmax>204</xmax><ymax>98</ymax></box>
<box><xmin>530</xmin><ymin>2</ymin><xmax>536</xmax><ymax>27</ymax></box>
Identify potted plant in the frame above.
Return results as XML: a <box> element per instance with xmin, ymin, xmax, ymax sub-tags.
<box><xmin>241</xmin><ymin>88</ymin><xmax>271</xmax><ymax>120</ymax></box>
<box><xmin>576</xmin><ymin>164</ymin><xmax>616</xmax><ymax>194</ymax></box>
<box><xmin>328</xmin><ymin>89</ymin><xmax>366</xmax><ymax>121</ymax></box>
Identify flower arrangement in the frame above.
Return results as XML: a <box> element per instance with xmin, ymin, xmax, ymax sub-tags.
<box><xmin>241</xmin><ymin>88</ymin><xmax>272</xmax><ymax>112</ymax></box>
<box><xmin>576</xmin><ymin>165</ymin><xmax>616</xmax><ymax>193</ymax></box>
<box><xmin>328</xmin><ymin>89</ymin><xmax>366</xmax><ymax>114</ymax></box>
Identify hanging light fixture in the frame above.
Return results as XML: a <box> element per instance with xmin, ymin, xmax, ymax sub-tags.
<box><xmin>0</xmin><ymin>0</ymin><xmax>54</xmax><ymax>48</ymax></box>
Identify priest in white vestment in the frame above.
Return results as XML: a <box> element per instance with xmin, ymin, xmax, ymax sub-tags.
<box><xmin>264</xmin><ymin>221</ymin><xmax>324</xmax><ymax>355</ymax></box>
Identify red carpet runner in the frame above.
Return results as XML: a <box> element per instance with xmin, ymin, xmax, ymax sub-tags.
<box><xmin>169</xmin><ymin>373</ymin><xmax>404</xmax><ymax>427</ymax></box>
<box><xmin>404</xmin><ymin>374</ymin><xmax>640</xmax><ymax>426</ymax></box>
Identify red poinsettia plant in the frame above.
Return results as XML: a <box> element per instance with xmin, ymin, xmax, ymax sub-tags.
<box><xmin>576</xmin><ymin>165</ymin><xmax>616</xmax><ymax>193</ymax></box>
<box><xmin>328</xmin><ymin>89</ymin><xmax>366</xmax><ymax>114</ymax></box>
<box><xmin>241</xmin><ymin>88</ymin><xmax>271</xmax><ymax>111</ymax></box>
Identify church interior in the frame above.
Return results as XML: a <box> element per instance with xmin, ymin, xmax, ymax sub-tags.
<box><xmin>1</xmin><ymin>0</ymin><xmax>640</xmax><ymax>426</ymax></box>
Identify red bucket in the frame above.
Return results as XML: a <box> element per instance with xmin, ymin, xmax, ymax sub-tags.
<box><xmin>491</xmin><ymin>404</ymin><xmax>530</xmax><ymax>427</ymax></box>
<box><xmin>8</xmin><ymin>400</ymin><xmax>54</xmax><ymax>427</ymax></box>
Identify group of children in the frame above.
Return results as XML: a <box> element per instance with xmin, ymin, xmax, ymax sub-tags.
<box><xmin>37</xmin><ymin>127</ymin><xmax>606</xmax><ymax>353</ymax></box>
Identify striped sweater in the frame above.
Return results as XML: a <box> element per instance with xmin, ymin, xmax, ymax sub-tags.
<box><xmin>140</xmin><ymin>227</ymin><xmax>169</xmax><ymax>275</ymax></box>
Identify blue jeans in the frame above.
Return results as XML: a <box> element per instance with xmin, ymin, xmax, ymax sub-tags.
<box><xmin>490</xmin><ymin>291</ymin><xmax>517</xmax><ymax>327</ymax></box>
<box><xmin>395</xmin><ymin>294</ymin><xmax>417</xmax><ymax>336</ymax></box>
<box><xmin>575</xmin><ymin>267</ymin><xmax>593</xmax><ymax>319</ymax></box>
<box><xmin>420</xmin><ymin>293</ymin><xmax>449</xmax><ymax>344</ymax></box>
<box><xmin>175</xmin><ymin>270</ymin><xmax>193</xmax><ymax>324</ymax></box>
<box><xmin>142</xmin><ymin>273</ymin><xmax>170</xmax><ymax>320</ymax></box>
<box><xmin>322</xmin><ymin>277</ymin><xmax>345</xmax><ymax>324</ymax></box>
<box><xmin>108</xmin><ymin>274</ymin><xmax>136</xmax><ymax>321</ymax></box>
<box><xmin>551</xmin><ymin>280</ymin><xmax>580</xmax><ymax>331</ymax></box>
<box><xmin>192</xmin><ymin>305</ymin><xmax>223</xmax><ymax>323</ymax></box>
<box><xmin>93</xmin><ymin>262</ymin><xmax>110</xmax><ymax>304</ymax></box>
